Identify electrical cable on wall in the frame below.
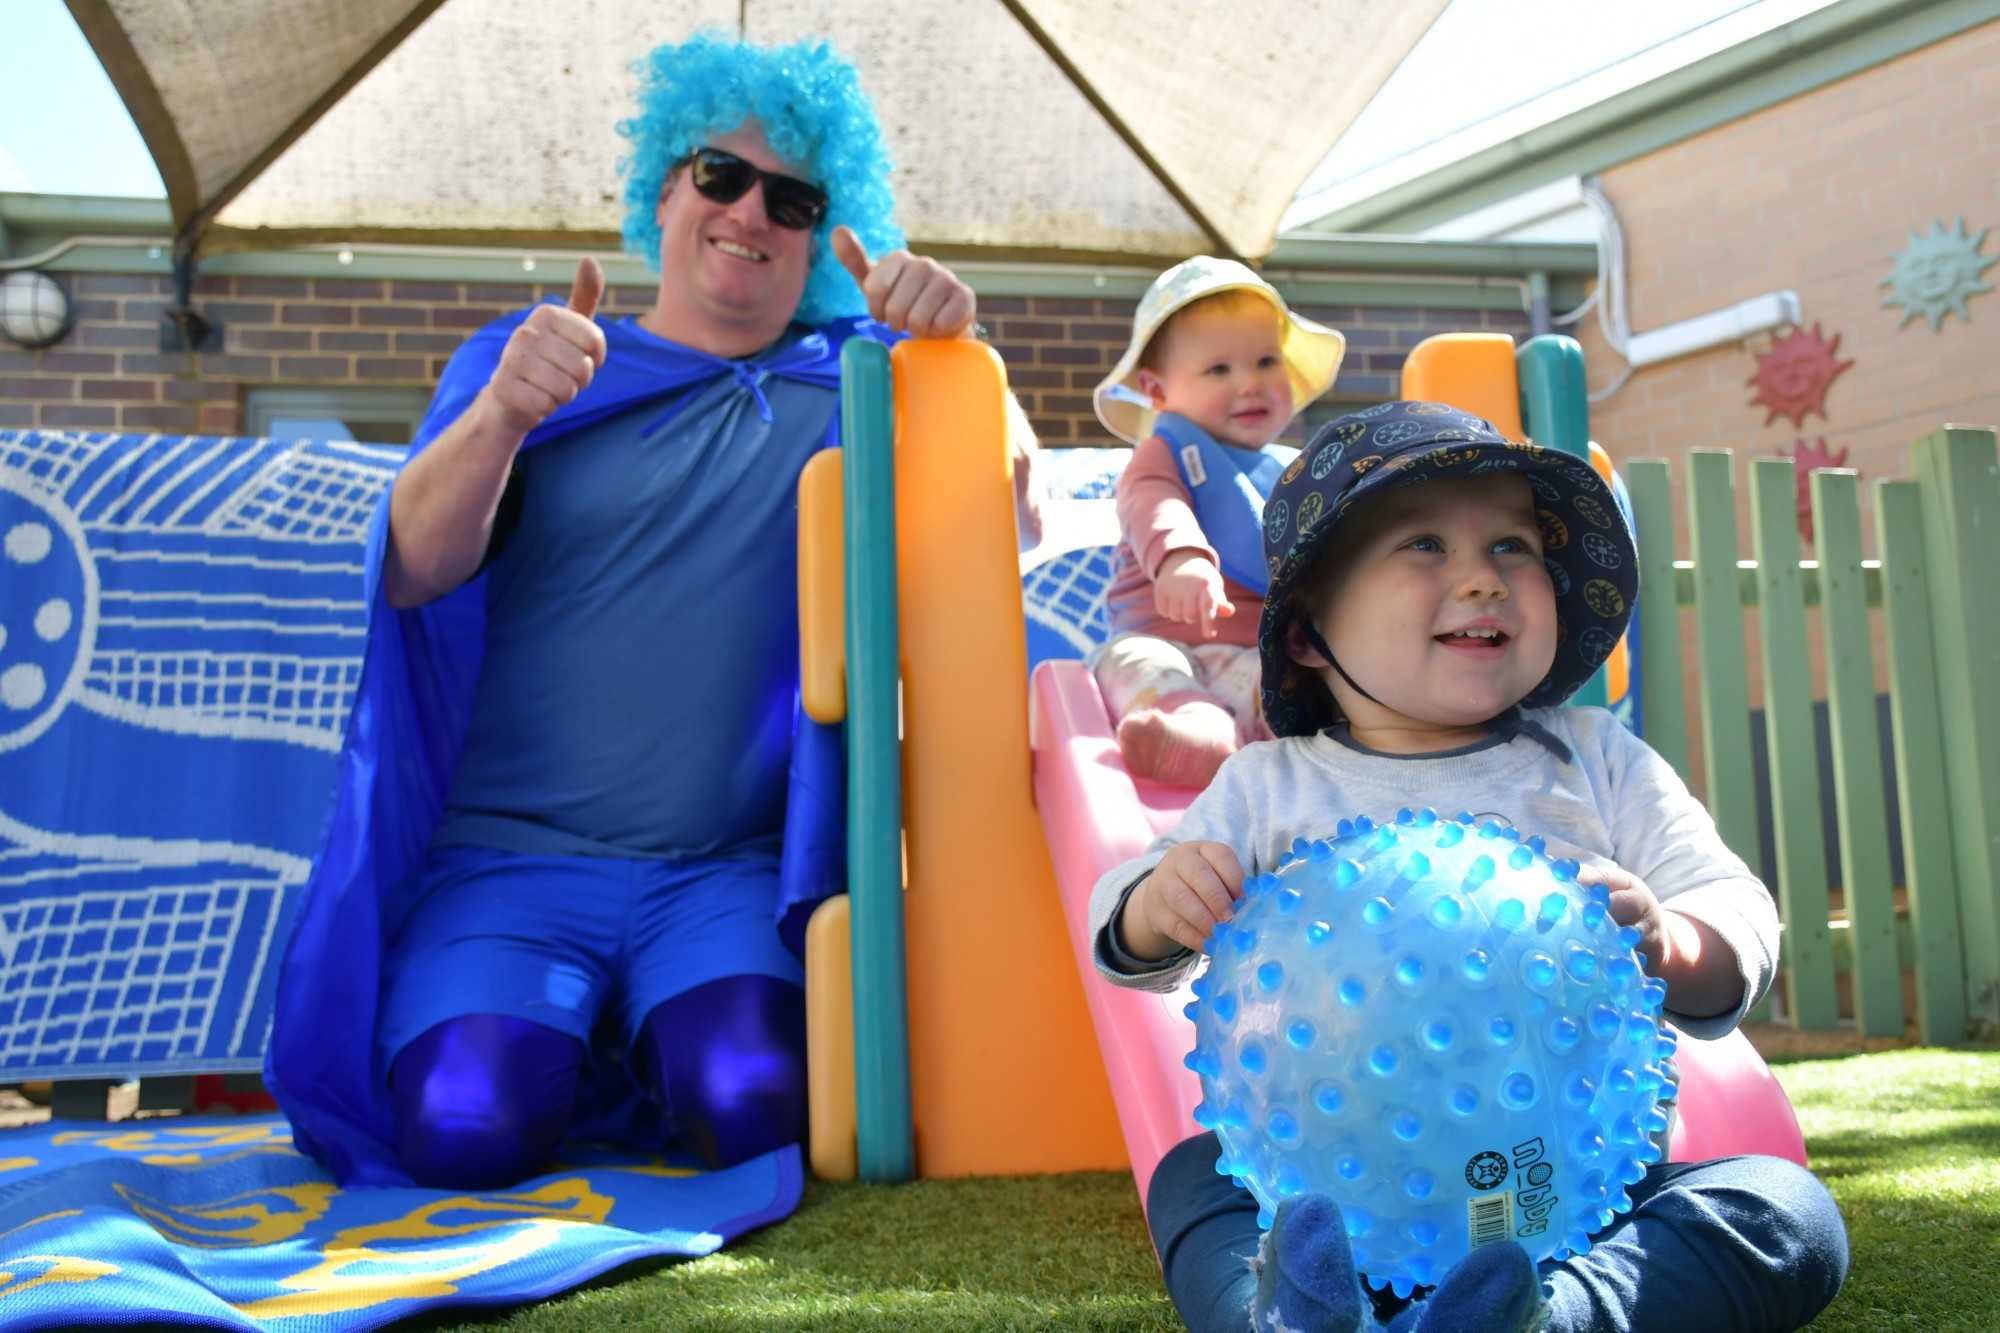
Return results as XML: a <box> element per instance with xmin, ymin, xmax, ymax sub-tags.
<box><xmin>1567</xmin><ymin>175</ymin><xmax>1795</xmax><ymax>404</ymax></box>
<box><xmin>1574</xmin><ymin>178</ymin><xmax>1635</xmax><ymax>402</ymax></box>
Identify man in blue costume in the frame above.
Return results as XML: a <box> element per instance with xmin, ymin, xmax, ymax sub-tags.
<box><xmin>266</xmin><ymin>35</ymin><xmax>975</xmax><ymax>1190</ymax></box>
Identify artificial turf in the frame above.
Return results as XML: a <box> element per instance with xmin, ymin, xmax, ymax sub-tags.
<box><xmin>452</xmin><ymin>1170</ymin><xmax>1180</xmax><ymax>1332</ymax></box>
<box><xmin>1767</xmin><ymin>1048</ymin><xmax>2000</xmax><ymax>1332</ymax></box>
<box><xmin>440</xmin><ymin>1046</ymin><xmax>1998</xmax><ymax>1332</ymax></box>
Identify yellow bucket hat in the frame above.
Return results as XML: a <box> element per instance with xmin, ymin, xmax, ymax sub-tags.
<box><xmin>1092</xmin><ymin>256</ymin><xmax>1346</xmax><ymax>445</ymax></box>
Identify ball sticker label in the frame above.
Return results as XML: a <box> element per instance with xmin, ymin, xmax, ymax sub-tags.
<box><xmin>1467</xmin><ymin>1189</ymin><xmax>1515</xmax><ymax>1250</ymax></box>
<box><xmin>1465</xmin><ymin>1150</ymin><xmax>1508</xmax><ymax>1191</ymax></box>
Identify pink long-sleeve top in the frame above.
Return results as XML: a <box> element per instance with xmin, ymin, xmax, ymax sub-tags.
<box><xmin>1104</xmin><ymin>433</ymin><xmax>1263</xmax><ymax>647</ymax></box>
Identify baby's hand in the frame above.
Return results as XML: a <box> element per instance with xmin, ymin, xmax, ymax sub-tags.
<box><xmin>1154</xmin><ymin>550</ymin><xmax>1235</xmax><ymax>639</ymax></box>
<box><xmin>1120</xmin><ymin>840</ymin><xmax>1245</xmax><ymax>962</ymax></box>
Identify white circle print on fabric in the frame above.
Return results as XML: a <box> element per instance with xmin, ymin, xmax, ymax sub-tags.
<box><xmin>36</xmin><ymin>598</ymin><xmax>73</xmax><ymax>642</ymax></box>
<box><xmin>0</xmin><ymin>469</ymin><xmax>98</xmax><ymax>752</ymax></box>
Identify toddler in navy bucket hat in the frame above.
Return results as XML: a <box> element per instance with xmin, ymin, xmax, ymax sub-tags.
<box><xmin>1257</xmin><ymin>400</ymin><xmax>1637</xmax><ymax>742</ymax></box>
<box><xmin>1084</xmin><ymin>403</ymin><xmax>1845</xmax><ymax>1332</ymax></box>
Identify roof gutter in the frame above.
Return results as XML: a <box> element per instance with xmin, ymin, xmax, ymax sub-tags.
<box><xmin>1289</xmin><ymin>0</ymin><xmax>2000</xmax><ymax>236</ymax></box>
<box><xmin>3</xmin><ymin>193</ymin><xmax>1596</xmax><ymax>309</ymax></box>
<box><xmin>1266</xmin><ymin>233</ymin><xmax>1596</xmax><ymax>277</ymax></box>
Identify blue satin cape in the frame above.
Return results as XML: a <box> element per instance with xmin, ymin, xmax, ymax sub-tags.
<box><xmin>265</xmin><ymin>308</ymin><xmax>886</xmax><ymax>1186</ymax></box>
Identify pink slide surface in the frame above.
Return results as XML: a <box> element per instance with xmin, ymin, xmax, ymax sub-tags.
<box><xmin>1029</xmin><ymin>659</ymin><xmax>1808</xmax><ymax>1210</ymax></box>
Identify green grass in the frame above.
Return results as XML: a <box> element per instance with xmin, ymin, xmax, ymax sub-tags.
<box><xmin>429</xmin><ymin>1048</ymin><xmax>2000</xmax><ymax>1332</ymax></box>
<box><xmin>1767</xmin><ymin>1048</ymin><xmax>2000</xmax><ymax>1332</ymax></box>
<box><xmin>452</xmin><ymin>1172</ymin><xmax>1178</xmax><ymax>1332</ymax></box>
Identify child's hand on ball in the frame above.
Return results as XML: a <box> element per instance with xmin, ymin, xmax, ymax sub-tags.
<box><xmin>1122</xmin><ymin>839</ymin><xmax>1246</xmax><ymax>961</ymax></box>
<box><xmin>1576</xmin><ymin>862</ymin><xmax>1670</xmax><ymax>973</ymax></box>
<box><xmin>1577</xmin><ymin>862</ymin><xmax>1744</xmax><ymax>1019</ymax></box>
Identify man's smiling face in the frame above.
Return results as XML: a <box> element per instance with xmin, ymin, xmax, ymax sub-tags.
<box><xmin>653</xmin><ymin>120</ymin><xmax>815</xmax><ymax>346</ymax></box>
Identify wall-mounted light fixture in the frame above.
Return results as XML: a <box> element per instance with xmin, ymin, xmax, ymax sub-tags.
<box><xmin>0</xmin><ymin>270</ymin><xmax>74</xmax><ymax>349</ymax></box>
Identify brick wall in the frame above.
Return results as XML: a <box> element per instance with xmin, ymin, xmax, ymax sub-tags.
<box><xmin>4</xmin><ymin>278</ymin><xmax>1531</xmax><ymax>444</ymax></box>
<box><xmin>1561</xmin><ymin>21</ymin><xmax>2000</xmax><ymax>799</ymax></box>
<box><xmin>987</xmin><ymin>295</ymin><xmax>1533</xmax><ymax>446</ymax></box>
<box><xmin>1573</xmin><ymin>18</ymin><xmax>2000</xmax><ymax>556</ymax></box>
<box><xmin>0</xmin><ymin>272</ymin><xmax>661</xmax><ymax>436</ymax></box>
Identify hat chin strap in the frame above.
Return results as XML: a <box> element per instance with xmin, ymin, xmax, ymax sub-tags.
<box><xmin>1303</xmin><ymin>621</ymin><xmax>1383</xmax><ymax>708</ymax></box>
<box><xmin>1304</xmin><ymin>619</ymin><xmax>1575</xmax><ymax>762</ymax></box>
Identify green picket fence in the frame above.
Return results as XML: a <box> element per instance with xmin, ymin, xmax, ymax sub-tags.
<box><xmin>1623</xmin><ymin>427</ymin><xmax>2000</xmax><ymax>1044</ymax></box>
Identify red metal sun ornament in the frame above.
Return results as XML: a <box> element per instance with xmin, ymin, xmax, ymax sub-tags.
<box><xmin>1747</xmin><ymin>323</ymin><xmax>1854</xmax><ymax>427</ymax></box>
<box><xmin>1786</xmin><ymin>437</ymin><xmax>1851</xmax><ymax>544</ymax></box>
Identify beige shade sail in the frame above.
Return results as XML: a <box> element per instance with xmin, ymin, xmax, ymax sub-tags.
<box><xmin>66</xmin><ymin>0</ymin><xmax>1447</xmax><ymax>263</ymax></box>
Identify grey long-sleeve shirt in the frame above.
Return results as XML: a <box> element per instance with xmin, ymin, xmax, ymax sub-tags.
<box><xmin>1087</xmin><ymin>706</ymin><xmax>1777</xmax><ymax>1040</ymax></box>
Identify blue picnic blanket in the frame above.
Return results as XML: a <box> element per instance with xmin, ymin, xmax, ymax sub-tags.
<box><xmin>0</xmin><ymin>1114</ymin><xmax>799</xmax><ymax>1330</ymax></box>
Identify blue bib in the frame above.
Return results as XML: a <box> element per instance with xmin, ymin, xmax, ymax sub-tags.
<box><xmin>1155</xmin><ymin>412</ymin><xmax>1296</xmax><ymax>594</ymax></box>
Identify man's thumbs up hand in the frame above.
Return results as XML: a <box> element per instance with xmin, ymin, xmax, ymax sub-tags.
<box><xmin>481</xmin><ymin>256</ymin><xmax>611</xmax><ymax>438</ymax></box>
<box><xmin>833</xmin><ymin>225</ymin><xmax>976</xmax><ymax>340</ymax></box>
<box><xmin>567</xmin><ymin>254</ymin><xmax>605</xmax><ymax>321</ymax></box>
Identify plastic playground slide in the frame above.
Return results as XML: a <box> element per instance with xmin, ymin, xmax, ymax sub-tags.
<box><xmin>1032</xmin><ymin>660</ymin><xmax>1203</xmax><ymax>1204</ymax></box>
<box><xmin>1030</xmin><ymin>658</ymin><xmax>1810</xmax><ymax>1212</ymax></box>
<box><xmin>801</xmin><ymin>330</ymin><xmax>1804</xmax><ymax>1193</ymax></box>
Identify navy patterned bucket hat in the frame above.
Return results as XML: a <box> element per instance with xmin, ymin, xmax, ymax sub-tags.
<box><xmin>1258</xmin><ymin>400</ymin><xmax>1638</xmax><ymax>738</ymax></box>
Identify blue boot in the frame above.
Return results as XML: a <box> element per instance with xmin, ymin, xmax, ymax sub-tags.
<box><xmin>1250</xmin><ymin>1194</ymin><xmax>1369</xmax><ymax>1333</ymax></box>
<box><xmin>1389</xmin><ymin>1242</ymin><xmax>1548</xmax><ymax>1333</ymax></box>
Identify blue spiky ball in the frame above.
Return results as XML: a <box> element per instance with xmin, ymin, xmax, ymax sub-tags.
<box><xmin>1186</xmin><ymin>808</ymin><xmax>1676</xmax><ymax>1296</ymax></box>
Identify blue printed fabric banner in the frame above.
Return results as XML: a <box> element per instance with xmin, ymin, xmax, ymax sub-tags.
<box><xmin>0</xmin><ymin>430</ymin><xmax>395</xmax><ymax>1079</ymax></box>
<box><xmin>0</xmin><ymin>1114</ymin><xmax>799</xmax><ymax>1330</ymax></box>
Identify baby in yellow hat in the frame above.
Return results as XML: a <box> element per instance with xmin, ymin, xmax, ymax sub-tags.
<box><xmin>1092</xmin><ymin>257</ymin><xmax>1345</xmax><ymax>786</ymax></box>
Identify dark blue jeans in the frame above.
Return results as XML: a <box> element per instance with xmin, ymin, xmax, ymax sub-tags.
<box><xmin>1147</xmin><ymin>1132</ymin><xmax>1848</xmax><ymax>1332</ymax></box>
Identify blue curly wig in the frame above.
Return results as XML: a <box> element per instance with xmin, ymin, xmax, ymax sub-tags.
<box><xmin>619</xmin><ymin>34</ymin><xmax>905</xmax><ymax>329</ymax></box>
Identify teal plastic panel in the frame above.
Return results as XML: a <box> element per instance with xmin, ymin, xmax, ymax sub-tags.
<box><xmin>1517</xmin><ymin>335</ymin><xmax>1609</xmax><ymax>708</ymax></box>
<box><xmin>840</xmin><ymin>338</ymin><xmax>913</xmax><ymax>1182</ymax></box>
<box><xmin>1516</xmin><ymin>335</ymin><xmax>1591</xmax><ymax>461</ymax></box>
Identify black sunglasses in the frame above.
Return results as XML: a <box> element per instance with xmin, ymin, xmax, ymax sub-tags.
<box><xmin>674</xmin><ymin>147</ymin><xmax>829</xmax><ymax>231</ymax></box>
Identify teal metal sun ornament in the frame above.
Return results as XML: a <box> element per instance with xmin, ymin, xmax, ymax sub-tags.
<box><xmin>1881</xmin><ymin>217</ymin><xmax>1997</xmax><ymax>330</ymax></box>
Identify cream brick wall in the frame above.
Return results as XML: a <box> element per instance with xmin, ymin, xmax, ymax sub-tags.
<box><xmin>1574</xmin><ymin>17</ymin><xmax>2000</xmax><ymax>561</ymax></box>
<box><xmin>1565</xmin><ymin>19</ymin><xmax>2000</xmax><ymax>808</ymax></box>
